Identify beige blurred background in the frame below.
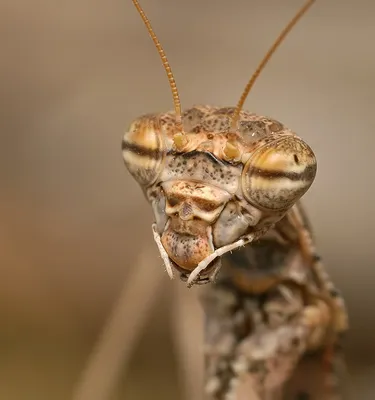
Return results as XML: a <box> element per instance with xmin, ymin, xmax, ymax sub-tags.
<box><xmin>1</xmin><ymin>0</ymin><xmax>375</xmax><ymax>399</ymax></box>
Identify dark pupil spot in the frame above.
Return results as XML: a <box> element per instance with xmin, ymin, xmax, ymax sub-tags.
<box><xmin>329</xmin><ymin>288</ymin><xmax>340</xmax><ymax>298</ymax></box>
<box><xmin>293</xmin><ymin>154</ymin><xmax>299</xmax><ymax>164</ymax></box>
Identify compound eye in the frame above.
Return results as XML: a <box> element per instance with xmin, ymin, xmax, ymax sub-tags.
<box><xmin>242</xmin><ymin>136</ymin><xmax>317</xmax><ymax>211</ymax></box>
<box><xmin>122</xmin><ymin>116</ymin><xmax>165</xmax><ymax>187</ymax></box>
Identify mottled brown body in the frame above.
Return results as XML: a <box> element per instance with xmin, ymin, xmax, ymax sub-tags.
<box><xmin>202</xmin><ymin>203</ymin><xmax>348</xmax><ymax>400</ymax></box>
<box><xmin>122</xmin><ymin>106</ymin><xmax>317</xmax><ymax>286</ymax></box>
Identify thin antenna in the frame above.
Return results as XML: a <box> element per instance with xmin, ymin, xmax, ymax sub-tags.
<box><xmin>132</xmin><ymin>0</ymin><xmax>183</xmax><ymax>132</ymax></box>
<box><xmin>230</xmin><ymin>0</ymin><xmax>316</xmax><ymax>131</ymax></box>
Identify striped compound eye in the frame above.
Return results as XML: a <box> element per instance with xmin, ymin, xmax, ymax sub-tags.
<box><xmin>241</xmin><ymin>136</ymin><xmax>317</xmax><ymax>211</ymax></box>
<box><xmin>122</xmin><ymin>117</ymin><xmax>165</xmax><ymax>187</ymax></box>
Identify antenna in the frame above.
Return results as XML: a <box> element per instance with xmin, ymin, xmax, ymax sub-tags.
<box><xmin>230</xmin><ymin>0</ymin><xmax>316</xmax><ymax>131</ymax></box>
<box><xmin>132</xmin><ymin>0</ymin><xmax>183</xmax><ymax>133</ymax></box>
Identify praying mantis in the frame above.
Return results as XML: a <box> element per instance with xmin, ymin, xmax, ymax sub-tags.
<box><xmin>78</xmin><ymin>1</ymin><xmax>351</xmax><ymax>399</ymax></box>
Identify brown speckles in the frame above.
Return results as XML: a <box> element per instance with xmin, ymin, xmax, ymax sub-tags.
<box><xmin>162</xmin><ymin>151</ymin><xmax>241</xmax><ymax>193</ymax></box>
<box><xmin>239</xmin><ymin>120</ymin><xmax>267</xmax><ymax>138</ymax></box>
<box><xmin>139</xmin><ymin>107</ymin><xmax>291</xmax><ymax>137</ymax></box>
<box><xmin>182</xmin><ymin>107</ymin><xmax>205</xmax><ymax>132</ymax></box>
<box><xmin>132</xmin><ymin>107</ymin><xmax>297</xmax><ymax>166</ymax></box>
<box><xmin>202</xmin><ymin>115</ymin><xmax>230</xmax><ymax>132</ymax></box>
<box><xmin>161</xmin><ymin>218</ymin><xmax>214</xmax><ymax>271</ymax></box>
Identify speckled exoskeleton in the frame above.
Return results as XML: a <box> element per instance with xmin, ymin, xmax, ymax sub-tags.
<box><xmin>123</xmin><ymin>106</ymin><xmax>316</xmax><ymax>288</ymax></box>
<box><xmin>122</xmin><ymin>1</ymin><xmax>349</xmax><ymax>399</ymax></box>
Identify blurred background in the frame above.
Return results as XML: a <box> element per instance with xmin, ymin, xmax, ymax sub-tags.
<box><xmin>1</xmin><ymin>0</ymin><xmax>374</xmax><ymax>399</ymax></box>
